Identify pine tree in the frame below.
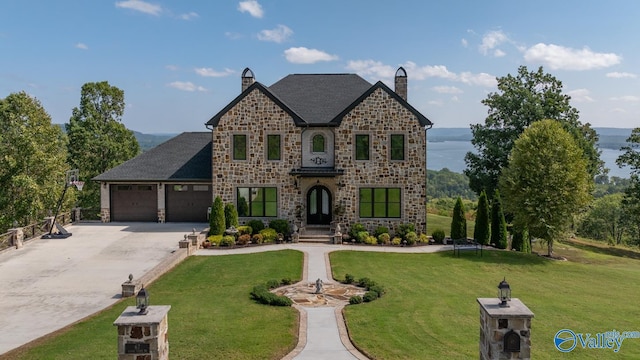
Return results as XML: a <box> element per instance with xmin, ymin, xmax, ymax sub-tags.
<box><xmin>209</xmin><ymin>196</ymin><xmax>225</xmax><ymax>236</ymax></box>
<box><xmin>474</xmin><ymin>190</ymin><xmax>491</xmax><ymax>245</ymax></box>
<box><xmin>491</xmin><ymin>190</ymin><xmax>508</xmax><ymax>249</ymax></box>
<box><xmin>224</xmin><ymin>203</ymin><xmax>239</xmax><ymax>229</ymax></box>
<box><xmin>450</xmin><ymin>197</ymin><xmax>467</xmax><ymax>240</ymax></box>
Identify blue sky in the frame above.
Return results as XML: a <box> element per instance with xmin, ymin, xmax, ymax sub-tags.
<box><xmin>1</xmin><ymin>0</ymin><xmax>639</xmax><ymax>134</ymax></box>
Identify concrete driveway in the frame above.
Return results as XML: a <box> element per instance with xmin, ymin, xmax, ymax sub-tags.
<box><xmin>0</xmin><ymin>222</ymin><xmax>207</xmax><ymax>355</ymax></box>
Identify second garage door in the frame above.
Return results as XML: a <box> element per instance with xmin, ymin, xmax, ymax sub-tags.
<box><xmin>165</xmin><ymin>184</ymin><xmax>212</xmax><ymax>222</ymax></box>
<box><xmin>111</xmin><ymin>184</ymin><xmax>158</xmax><ymax>222</ymax></box>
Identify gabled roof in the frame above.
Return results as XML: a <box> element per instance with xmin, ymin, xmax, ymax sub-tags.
<box><xmin>93</xmin><ymin>132</ymin><xmax>212</xmax><ymax>182</ymax></box>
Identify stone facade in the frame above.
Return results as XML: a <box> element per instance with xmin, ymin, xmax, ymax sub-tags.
<box><xmin>477</xmin><ymin>298</ymin><xmax>534</xmax><ymax>360</ymax></box>
<box><xmin>211</xmin><ymin>79</ymin><xmax>427</xmax><ymax>234</ymax></box>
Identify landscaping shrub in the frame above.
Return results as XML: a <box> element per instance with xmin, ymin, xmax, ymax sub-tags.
<box><xmin>363</xmin><ymin>291</ymin><xmax>379</xmax><ymax>302</ymax></box>
<box><xmin>491</xmin><ymin>189</ymin><xmax>508</xmax><ymax>249</ymax></box>
<box><xmin>374</xmin><ymin>226</ymin><xmax>389</xmax><ymax>237</ymax></box>
<box><xmin>237</xmin><ymin>225</ymin><xmax>252</xmax><ymax>236</ymax></box>
<box><xmin>419</xmin><ymin>233</ymin><xmax>430</xmax><ymax>243</ymax></box>
<box><xmin>266</xmin><ymin>279</ymin><xmax>281</xmax><ymax>289</ymax></box>
<box><xmin>269</xmin><ymin>219</ymin><xmax>290</xmax><ymax>235</ymax></box>
<box><xmin>281</xmin><ymin>278</ymin><xmax>293</xmax><ymax>285</ymax></box>
<box><xmin>474</xmin><ymin>190</ymin><xmax>491</xmax><ymax>245</ymax></box>
<box><xmin>246</xmin><ymin>219</ymin><xmax>265</xmax><ymax>235</ymax></box>
<box><xmin>450</xmin><ymin>197</ymin><xmax>467</xmax><ymax>240</ymax></box>
<box><xmin>344</xmin><ymin>273</ymin><xmax>355</xmax><ymax>284</ymax></box>
<box><xmin>391</xmin><ymin>237</ymin><xmax>402</xmax><ymax>245</ymax></box>
<box><xmin>220</xmin><ymin>235</ymin><xmax>236</xmax><ymax>247</ymax></box>
<box><xmin>377</xmin><ymin>233</ymin><xmax>391</xmax><ymax>245</ymax></box>
<box><xmin>405</xmin><ymin>231</ymin><xmax>417</xmax><ymax>245</ymax></box>
<box><xmin>259</xmin><ymin>228</ymin><xmax>278</xmax><ymax>243</ymax></box>
<box><xmin>395</xmin><ymin>223</ymin><xmax>415</xmax><ymax>239</ymax></box>
<box><xmin>250</xmin><ymin>284</ymin><xmax>292</xmax><ymax>307</ymax></box>
<box><xmin>368</xmin><ymin>285</ymin><xmax>385</xmax><ymax>297</ymax></box>
<box><xmin>355</xmin><ymin>231</ymin><xmax>369</xmax><ymax>243</ymax></box>
<box><xmin>349</xmin><ymin>223</ymin><xmax>367</xmax><ymax>239</ymax></box>
<box><xmin>251</xmin><ymin>233</ymin><xmax>264</xmax><ymax>244</ymax></box>
<box><xmin>237</xmin><ymin>234</ymin><xmax>251</xmax><ymax>246</ymax></box>
<box><xmin>357</xmin><ymin>277</ymin><xmax>377</xmax><ymax>290</ymax></box>
<box><xmin>364</xmin><ymin>235</ymin><xmax>378</xmax><ymax>245</ymax></box>
<box><xmin>207</xmin><ymin>234</ymin><xmax>223</xmax><ymax>246</ymax></box>
<box><xmin>349</xmin><ymin>295</ymin><xmax>364</xmax><ymax>305</ymax></box>
<box><xmin>209</xmin><ymin>196</ymin><xmax>225</xmax><ymax>236</ymax></box>
<box><xmin>224</xmin><ymin>203</ymin><xmax>239</xmax><ymax>229</ymax></box>
<box><xmin>431</xmin><ymin>229</ymin><xmax>445</xmax><ymax>244</ymax></box>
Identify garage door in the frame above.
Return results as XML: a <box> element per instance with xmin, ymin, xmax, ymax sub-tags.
<box><xmin>111</xmin><ymin>184</ymin><xmax>157</xmax><ymax>222</ymax></box>
<box><xmin>165</xmin><ymin>184</ymin><xmax>212</xmax><ymax>222</ymax></box>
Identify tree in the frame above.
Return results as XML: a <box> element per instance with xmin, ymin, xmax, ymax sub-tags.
<box><xmin>616</xmin><ymin>127</ymin><xmax>640</xmax><ymax>244</ymax></box>
<box><xmin>473</xmin><ymin>190</ymin><xmax>490</xmax><ymax>245</ymax></box>
<box><xmin>465</xmin><ymin>66</ymin><xmax>602</xmax><ymax>196</ymax></box>
<box><xmin>209</xmin><ymin>196</ymin><xmax>225</xmax><ymax>236</ymax></box>
<box><xmin>490</xmin><ymin>189</ymin><xmax>508</xmax><ymax>249</ymax></box>
<box><xmin>0</xmin><ymin>92</ymin><xmax>72</xmax><ymax>232</ymax></box>
<box><xmin>66</xmin><ymin>81</ymin><xmax>139</xmax><ymax>209</ymax></box>
<box><xmin>500</xmin><ymin>120</ymin><xmax>592</xmax><ymax>256</ymax></box>
<box><xmin>450</xmin><ymin>197</ymin><xmax>467</xmax><ymax>240</ymax></box>
<box><xmin>224</xmin><ymin>203</ymin><xmax>239</xmax><ymax>229</ymax></box>
<box><xmin>577</xmin><ymin>193</ymin><xmax>627</xmax><ymax>245</ymax></box>
<box><xmin>511</xmin><ymin>226</ymin><xmax>531</xmax><ymax>253</ymax></box>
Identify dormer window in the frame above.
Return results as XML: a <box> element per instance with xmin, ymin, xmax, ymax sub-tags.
<box><xmin>312</xmin><ymin>134</ymin><xmax>325</xmax><ymax>153</ymax></box>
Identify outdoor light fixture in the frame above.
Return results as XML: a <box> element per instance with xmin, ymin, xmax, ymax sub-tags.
<box><xmin>136</xmin><ymin>287</ymin><xmax>149</xmax><ymax>315</ymax></box>
<box><xmin>498</xmin><ymin>278</ymin><xmax>511</xmax><ymax>307</ymax></box>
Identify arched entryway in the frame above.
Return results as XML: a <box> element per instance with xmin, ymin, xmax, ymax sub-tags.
<box><xmin>307</xmin><ymin>185</ymin><xmax>332</xmax><ymax>225</ymax></box>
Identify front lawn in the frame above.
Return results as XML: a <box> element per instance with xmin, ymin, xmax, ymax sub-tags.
<box><xmin>331</xmin><ymin>247</ymin><xmax>640</xmax><ymax>359</ymax></box>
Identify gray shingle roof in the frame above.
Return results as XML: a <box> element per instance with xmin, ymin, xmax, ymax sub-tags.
<box><xmin>93</xmin><ymin>132</ymin><xmax>211</xmax><ymax>182</ymax></box>
<box><xmin>268</xmin><ymin>74</ymin><xmax>372</xmax><ymax>125</ymax></box>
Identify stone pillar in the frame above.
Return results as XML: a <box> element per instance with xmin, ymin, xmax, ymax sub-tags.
<box><xmin>157</xmin><ymin>209</ymin><xmax>165</xmax><ymax>224</ymax></box>
<box><xmin>478</xmin><ymin>298</ymin><xmax>534</xmax><ymax>360</ymax></box>
<box><xmin>73</xmin><ymin>207</ymin><xmax>81</xmax><ymax>222</ymax></box>
<box><xmin>9</xmin><ymin>228</ymin><xmax>24</xmax><ymax>249</ymax></box>
<box><xmin>114</xmin><ymin>305</ymin><xmax>171</xmax><ymax>360</ymax></box>
<box><xmin>101</xmin><ymin>208</ymin><xmax>111</xmax><ymax>223</ymax></box>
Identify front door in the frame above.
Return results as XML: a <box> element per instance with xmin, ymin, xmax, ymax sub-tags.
<box><xmin>307</xmin><ymin>185</ymin><xmax>332</xmax><ymax>225</ymax></box>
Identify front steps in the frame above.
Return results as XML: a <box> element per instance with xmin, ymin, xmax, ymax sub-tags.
<box><xmin>298</xmin><ymin>225</ymin><xmax>333</xmax><ymax>244</ymax></box>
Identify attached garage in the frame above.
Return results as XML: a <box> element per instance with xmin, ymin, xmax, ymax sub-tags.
<box><xmin>165</xmin><ymin>184</ymin><xmax>212</xmax><ymax>222</ymax></box>
<box><xmin>110</xmin><ymin>184</ymin><xmax>158</xmax><ymax>222</ymax></box>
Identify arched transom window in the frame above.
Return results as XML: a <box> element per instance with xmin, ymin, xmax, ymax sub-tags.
<box><xmin>312</xmin><ymin>134</ymin><xmax>325</xmax><ymax>153</ymax></box>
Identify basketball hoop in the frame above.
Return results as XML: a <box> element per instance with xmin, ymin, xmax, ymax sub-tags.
<box><xmin>71</xmin><ymin>181</ymin><xmax>85</xmax><ymax>191</ymax></box>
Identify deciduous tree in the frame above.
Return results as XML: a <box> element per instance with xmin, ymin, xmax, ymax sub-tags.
<box><xmin>616</xmin><ymin>127</ymin><xmax>640</xmax><ymax>244</ymax></box>
<box><xmin>0</xmin><ymin>92</ymin><xmax>72</xmax><ymax>232</ymax></box>
<box><xmin>474</xmin><ymin>190</ymin><xmax>490</xmax><ymax>245</ymax></box>
<box><xmin>66</xmin><ymin>81</ymin><xmax>139</xmax><ymax>209</ymax></box>
<box><xmin>465</xmin><ymin>66</ymin><xmax>602</xmax><ymax>196</ymax></box>
<box><xmin>500</xmin><ymin>120</ymin><xmax>592</xmax><ymax>256</ymax></box>
<box><xmin>577</xmin><ymin>193</ymin><xmax>627</xmax><ymax>245</ymax></box>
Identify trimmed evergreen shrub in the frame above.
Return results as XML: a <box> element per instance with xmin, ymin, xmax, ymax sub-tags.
<box><xmin>251</xmin><ymin>233</ymin><xmax>264</xmax><ymax>244</ymax></box>
<box><xmin>391</xmin><ymin>237</ymin><xmax>402</xmax><ymax>245</ymax></box>
<box><xmin>431</xmin><ymin>229</ymin><xmax>445</xmax><ymax>244</ymax></box>
<box><xmin>269</xmin><ymin>219</ymin><xmax>290</xmax><ymax>235</ymax></box>
<box><xmin>207</xmin><ymin>234</ymin><xmax>223</xmax><ymax>246</ymax></box>
<box><xmin>281</xmin><ymin>278</ymin><xmax>293</xmax><ymax>285</ymax></box>
<box><xmin>250</xmin><ymin>284</ymin><xmax>292</xmax><ymax>307</ymax></box>
<box><xmin>357</xmin><ymin>277</ymin><xmax>377</xmax><ymax>289</ymax></box>
<box><xmin>474</xmin><ymin>190</ymin><xmax>491</xmax><ymax>245</ymax></box>
<box><xmin>220</xmin><ymin>235</ymin><xmax>236</xmax><ymax>247</ymax></box>
<box><xmin>237</xmin><ymin>196</ymin><xmax>248</xmax><ymax>217</ymax></box>
<box><xmin>368</xmin><ymin>285</ymin><xmax>386</xmax><ymax>297</ymax></box>
<box><xmin>450</xmin><ymin>197</ymin><xmax>467</xmax><ymax>240</ymax></box>
<box><xmin>246</xmin><ymin>219</ymin><xmax>265</xmax><ymax>234</ymax></box>
<box><xmin>364</xmin><ymin>235</ymin><xmax>377</xmax><ymax>245</ymax></box>
<box><xmin>266</xmin><ymin>279</ymin><xmax>281</xmax><ymax>289</ymax></box>
<box><xmin>405</xmin><ymin>231</ymin><xmax>417</xmax><ymax>245</ymax></box>
<box><xmin>209</xmin><ymin>196</ymin><xmax>225</xmax><ymax>236</ymax></box>
<box><xmin>237</xmin><ymin>225</ymin><xmax>252</xmax><ymax>236</ymax></box>
<box><xmin>419</xmin><ymin>233</ymin><xmax>430</xmax><ymax>243</ymax></box>
<box><xmin>259</xmin><ymin>228</ymin><xmax>278</xmax><ymax>243</ymax></box>
<box><xmin>349</xmin><ymin>223</ymin><xmax>367</xmax><ymax>239</ymax></box>
<box><xmin>512</xmin><ymin>226</ymin><xmax>531</xmax><ymax>253</ymax></box>
<box><xmin>349</xmin><ymin>296</ymin><xmax>363</xmax><ymax>305</ymax></box>
<box><xmin>374</xmin><ymin>226</ymin><xmax>389</xmax><ymax>237</ymax></box>
<box><xmin>355</xmin><ymin>231</ymin><xmax>369</xmax><ymax>243</ymax></box>
<box><xmin>377</xmin><ymin>233</ymin><xmax>391</xmax><ymax>245</ymax></box>
<box><xmin>224</xmin><ymin>203</ymin><xmax>239</xmax><ymax>229</ymax></box>
<box><xmin>344</xmin><ymin>273</ymin><xmax>355</xmax><ymax>284</ymax></box>
<box><xmin>395</xmin><ymin>223</ymin><xmax>416</xmax><ymax>239</ymax></box>
<box><xmin>491</xmin><ymin>190</ymin><xmax>508</xmax><ymax>249</ymax></box>
<box><xmin>363</xmin><ymin>291</ymin><xmax>379</xmax><ymax>302</ymax></box>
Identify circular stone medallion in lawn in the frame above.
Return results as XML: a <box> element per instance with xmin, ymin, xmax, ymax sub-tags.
<box><xmin>274</xmin><ymin>282</ymin><xmax>366</xmax><ymax>307</ymax></box>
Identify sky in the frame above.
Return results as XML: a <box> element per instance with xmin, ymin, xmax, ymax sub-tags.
<box><xmin>1</xmin><ymin>0</ymin><xmax>639</xmax><ymax>134</ymax></box>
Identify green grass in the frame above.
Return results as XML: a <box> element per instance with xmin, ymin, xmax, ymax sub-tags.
<box><xmin>427</xmin><ymin>213</ymin><xmax>475</xmax><ymax>238</ymax></box>
<box><xmin>331</xmin><ymin>247</ymin><xmax>640</xmax><ymax>359</ymax></box>
<box><xmin>3</xmin><ymin>250</ymin><xmax>303</xmax><ymax>360</ymax></box>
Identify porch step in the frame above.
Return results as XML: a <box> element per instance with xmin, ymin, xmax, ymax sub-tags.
<box><xmin>298</xmin><ymin>225</ymin><xmax>333</xmax><ymax>244</ymax></box>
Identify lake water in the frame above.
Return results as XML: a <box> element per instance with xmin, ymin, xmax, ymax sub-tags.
<box><xmin>427</xmin><ymin>141</ymin><xmax>631</xmax><ymax>179</ymax></box>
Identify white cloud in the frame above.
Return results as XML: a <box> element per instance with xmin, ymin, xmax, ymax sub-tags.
<box><xmin>225</xmin><ymin>32</ymin><xmax>243</xmax><ymax>40</ymax></box>
<box><xmin>606</xmin><ymin>72</ymin><xmax>637</xmax><ymax>79</ymax></box>
<box><xmin>165</xmin><ymin>65</ymin><xmax>178</xmax><ymax>71</ymax></box>
<box><xmin>461</xmin><ymin>38</ymin><xmax>468</xmax><ymax>48</ymax></box>
<box><xmin>194</xmin><ymin>67</ymin><xmax>234</xmax><ymax>77</ymax></box>
<box><xmin>238</xmin><ymin>0</ymin><xmax>263</xmax><ymax>18</ymax></box>
<box><xmin>75</xmin><ymin>43</ymin><xmax>88</xmax><ymax>50</ymax></box>
<box><xmin>567</xmin><ymin>89</ymin><xmax>594</xmax><ymax>103</ymax></box>
<box><xmin>457</xmin><ymin>72</ymin><xmax>496</xmax><ymax>87</ymax></box>
<box><xmin>258</xmin><ymin>25</ymin><xmax>293</xmax><ymax>43</ymax></box>
<box><xmin>610</xmin><ymin>95</ymin><xmax>640</xmax><ymax>102</ymax></box>
<box><xmin>451</xmin><ymin>96</ymin><xmax>460</xmax><ymax>102</ymax></box>
<box><xmin>494</xmin><ymin>49</ymin><xmax>506</xmax><ymax>57</ymax></box>
<box><xmin>346</xmin><ymin>60</ymin><xmax>396</xmax><ymax>79</ymax></box>
<box><xmin>402</xmin><ymin>62</ymin><xmax>457</xmax><ymax>81</ymax></box>
<box><xmin>115</xmin><ymin>0</ymin><xmax>162</xmax><ymax>16</ymax></box>
<box><xmin>167</xmin><ymin>81</ymin><xmax>207</xmax><ymax>92</ymax></box>
<box><xmin>432</xmin><ymin>86</ymin><xmax>463</xmax><ymax>94</ymax></box>
<box><xmin>479</xmin><ymin>30</ymin><xmax>508</xmax><ymax>56</ymax></box>
<box><xmin>523</xmin><ymin>43</ymin><xmax>621</xmax><ymax>70</ymax></box>
<box><xmin>610</xmin><ymin>108</ymin><xmax>627</xmax><ymax>114</ymax></box>
<box><xmin>284</xmin><ymin>47</ymin><xmax>338</xmax><ymax>64</ymax></box>
<box><xmin>179</xmin><ymin>11</ymin><xmax>199</xmax><ymax>20</ymax></box>
<box><xmin>428</xmin><ymin>100</ymin><xmax>444</xmax><ymax>106</ymax></box>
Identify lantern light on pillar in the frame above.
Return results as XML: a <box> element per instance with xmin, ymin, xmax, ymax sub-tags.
<box><xmin>136</xmin><ymin>286</ymin><xmax>149</xmax><ymax>315</ymax></box>
<box><xmin>498</xmin><ymin>278</ymin><xmax>511</xmax><ymax>307</ymax></box>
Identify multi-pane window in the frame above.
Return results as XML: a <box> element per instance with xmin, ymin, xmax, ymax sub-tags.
<box><xmin>267</xmin><ymin>134</ymin><xmax>281</xmax><ymax>160</ymax></box>
<box><xmin>233</xmin><ymin>134</ymin><xmax>247</xmax><ymax>160</ymax></box>
<box><xmin>312</xmin><ymin>134</ymin><xmax>325</xmax><ymax>153</ymax></box>
<box><xmin>390</xmin><ymin>134</ymin><xmax>405</xmax><ymax>160</ymax></box>
<box><xmin>359</xmin><ymin>188</ymin><xmax>401</xmax><ymax>218</ymax></box>
<box><xmin>237</xmin><ymin>187</ymin><xmax>277</xmax><ymax>217</ymax></box>
<box><xmin>355</xmin><ymin>134</ymin><xmax>370</xmax><ymax>160</ymax></box>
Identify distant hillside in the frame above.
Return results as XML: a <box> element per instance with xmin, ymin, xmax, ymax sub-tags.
<box><xmin>133</xmin><ymin>131</ymin><xmax>175</xmax><ymax>152</ymax></box>
<box><xmin>429</xmin><ymin>127</ymin><xmax>633</xmax><ymax>150</ymax></box>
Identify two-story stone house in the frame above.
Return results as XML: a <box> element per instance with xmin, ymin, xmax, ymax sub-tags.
<box><xmin>95</xmin><ymin>67</ymin><xmax>432</xmax><ymax>233</ymax></box>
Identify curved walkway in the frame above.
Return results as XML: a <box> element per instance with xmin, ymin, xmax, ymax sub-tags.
<box><xmin>196</xmin><ymin>243</ymin><xmax>452</xmax><ymax>359</ymax></box>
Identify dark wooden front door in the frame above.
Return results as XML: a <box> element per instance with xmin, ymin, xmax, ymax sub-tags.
<box><xmin>307</xmin><ymin>185</ymin><xmax>331</xmax><ymax>225</ymax></box>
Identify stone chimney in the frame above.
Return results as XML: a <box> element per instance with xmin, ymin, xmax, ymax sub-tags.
<box><xmin>394</xmin><ymin>67</ymin><xmax>407</xmax><ymax>101</ymax></box>
<box><xmin>241</xmin><ymin>68</ymin><xmax>255</xmax><ymax>92</ymax></box>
